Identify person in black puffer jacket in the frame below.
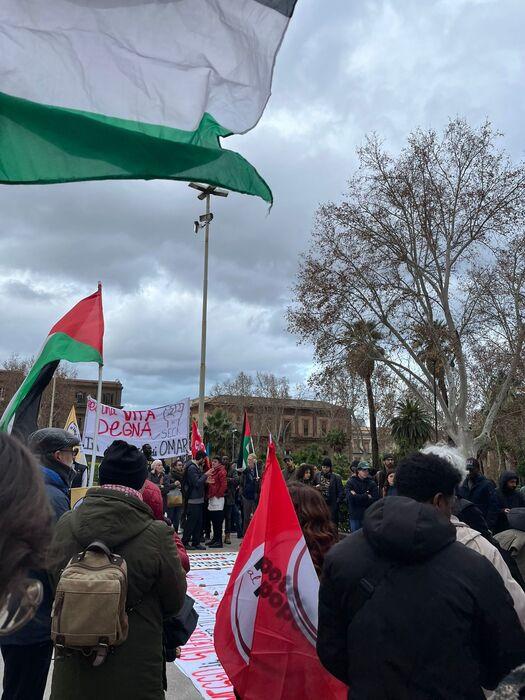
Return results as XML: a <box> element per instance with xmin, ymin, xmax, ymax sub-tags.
<box><xmin>495</xmin><ymin>470</ymin><xmax>525</xmax><ymax>534</ymax></box>
<box><xmin>345</xmin><ymin>461</ymin><xmax>379</xmax><ymax>532</ymax></box>
<box><xmin>317</xmin><ymin>451</ymin><xmax>525</xmax><ymax>699</ymax></box>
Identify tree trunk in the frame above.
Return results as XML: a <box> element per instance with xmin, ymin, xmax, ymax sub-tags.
<box><xmin>453</xmin><ymin>427</ymin><xmax>476</xmax><ymax>459</ymax></box>
<box><xmin>365</xmin><ymin>374</ymin><xmax>380</xmax><ymax>471</ymax></box>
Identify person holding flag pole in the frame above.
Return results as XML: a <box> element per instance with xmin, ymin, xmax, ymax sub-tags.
<box><xmin>237</xmin><ymin>412</ymin><xmax>259</xmax><ymax>534</ymax></box>
<box><xmin>214</xmin><ymin>436</ymin><xmax>347</xmax><ymax>700</ymax></box>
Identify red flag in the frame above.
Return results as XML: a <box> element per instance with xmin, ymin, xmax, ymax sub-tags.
<box><xmin>191</xmin><ymin>420</ymin><xmax>206</xmax><ymax>458</ymax></box>
<box><xmin>214</xmin><ymin>440</ymin><xmax>347</xmax><ymax>699</ymax></box>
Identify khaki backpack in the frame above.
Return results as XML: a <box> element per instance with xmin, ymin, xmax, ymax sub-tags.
<box><xmin>51</xmin><ymin>541</ymin><xmax>129</xmax><ymax>667</ymax></box>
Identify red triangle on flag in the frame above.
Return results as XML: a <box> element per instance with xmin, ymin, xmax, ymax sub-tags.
<box><xmin>214</xmin><ymin>440</ymin><xmax>347</xmax><ymax>699</ymax></box>
<box><xmin>50</xmin><ymin>286</ymin><xmax>104</xmax><ymax>357</ymax></box>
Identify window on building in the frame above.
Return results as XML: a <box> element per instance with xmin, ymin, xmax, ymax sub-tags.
<box><xmin>303</xmin><ymin>419</ymin><xmax>309</xmax><ymax>437</ymax></box>
<box><xmin>0</xmin><ymin>386</ymin><xmax>4</xmax><ymax>403</ymax></box>
<box><xmin>363</xmin><ymin>440</ymin><xmax>370</xmax><ymax>453</ymax></box>
<box><xmin>76</xmin><ymin>391</ymin><xmax>85</xmax><ymax>403</ymax></box>
<box><xmin>103</xmin><ymin>393</ymin><xmax>114</xmax><ymax>405</ymax></box>
<box><xmin>320</xmin><ymin>420</ymin><xmax>328</xmax><ymax>436</ymax></box>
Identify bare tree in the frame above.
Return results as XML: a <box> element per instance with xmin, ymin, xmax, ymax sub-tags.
<box><xmin>1</xmin><ymin>356</ymin><xmax>77</xmax><ymax>429</ymax></box>
<box><xmin>211</xmin><ymin>371</ymin><xmax>295</xmax><ymax>452</ymax></box>
<box><xmin>288</xmin><ymin>119</ymin><xmax>525</xmax><ymax>457</ymax></box>
<box><xmin>308</xmin><ymin>364</ymin><xmax>365</xmax><ymax>457</ymax></box>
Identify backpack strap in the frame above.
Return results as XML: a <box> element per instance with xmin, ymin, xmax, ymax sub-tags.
<box><xmin>347</xmin><ymin>558</ymin><xmax>396</xmax><ymax>620</ymax></box>
<box><xmin>73</xmin><ymin>541</ymin><xmax>123</xmax><ymax>566</ymax></box>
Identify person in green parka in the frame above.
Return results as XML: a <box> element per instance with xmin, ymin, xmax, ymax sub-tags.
<box><xmin>48</xmin><ymin>440</ymin><xmax>187</xmax><ymax>700</ymax></box>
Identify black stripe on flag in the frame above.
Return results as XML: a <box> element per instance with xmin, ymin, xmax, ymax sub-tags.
<box><xmin>11</xmin><ymin>360</ymin><xmax>59</xmax><ymax>443</ymax></box>
<box><xmin>254</xmin><ymin>0</ymin><xmax>297</xmax><ymax>18</ymax></box>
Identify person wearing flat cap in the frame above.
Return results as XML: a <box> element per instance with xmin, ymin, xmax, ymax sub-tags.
<box><xmin>48</xmin><ymin>440</ymin><xmax>187</xmax><ymax>700</ymax></box>
<box><xmin>29</xmin><ymin>427</ymin><xmax>81</xmax><ymax>522</ymax></box>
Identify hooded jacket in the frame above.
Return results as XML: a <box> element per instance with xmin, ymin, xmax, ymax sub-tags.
<box><xmin>495</xmin><ymin>471</ymin><xmax>524</xmax><ymax>532</ymax></box>
<box><xmin>142</xmin><ymin>479</ymin><xmax>190</xmax><ymax>573</ymax></box>
<box><xmin>458</xmin><ymin>472</ymin><xmax>499</xmax><ymax>530</ymax></box>
<box><xmin>452</xmin><ymin>516</ymin><xmax>525</xmax><ymax>629</ymax></box>
<box><xmin>48</xmin><ymin>488</ymin><xmax>186</xmax><ymax>700</ymax></box>
<box><xmin>317</xmin><ymin>496</ymin><xmax>525</xmax><ymax>699</ymax></box>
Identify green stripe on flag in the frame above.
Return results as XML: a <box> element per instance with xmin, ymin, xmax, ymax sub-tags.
<box><xmin>0</xmin><ymin>91</ymin><xmax>273</xmax><ymax>203</ymax></box>
<box><xmin>0</xmin><ymin>333</ymin><xmax>102</xmax><ymax>432</ymax></box>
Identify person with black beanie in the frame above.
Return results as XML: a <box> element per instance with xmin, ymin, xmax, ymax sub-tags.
<box><xmin>48</xmin><ymin>440</ymin><xmax>186</xmax><ymax>700</ymax></box>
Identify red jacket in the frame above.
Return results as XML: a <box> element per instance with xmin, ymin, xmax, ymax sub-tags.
<box><xmin>142</xmin><ymin>479</ymin><xmax>190</xmax><ymax>573</ymax></box>
<box><xmin>207</xmin><ymin>466</ymin><xmax>227</xmax><ymax>499</ymax></box>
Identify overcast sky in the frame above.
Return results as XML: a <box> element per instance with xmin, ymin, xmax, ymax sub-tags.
<box><xmin>1</xmin><ymin>0</ymin><xmax>524</xmax><ymax>408</ymax></box>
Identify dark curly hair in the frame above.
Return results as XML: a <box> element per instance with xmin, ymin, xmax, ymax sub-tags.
<box><xmin>396</xmin><ymin>451</ymin><xmax>461</xmax><ymax>502</ymax></box>
<box><xmin>296</xmin><ymin>463</ymin><xmax>316</xmax><ymax>484</ymax></box>
<box><xmin>0</xmin><ymin>433</ymin><xmax>52</xmax><ymax>602</ymax></box>
<box><xmin>288</xmin><ymin>482</ymin><xmax>338</xmax><ymax>576</ymax></box>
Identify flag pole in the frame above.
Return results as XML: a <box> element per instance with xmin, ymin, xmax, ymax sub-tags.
<box><xmin>88</xmin><ymin>363</ymin><xmax>103</xmax><ymax>487</ymax></box>
<box><xmin>88</xmin><ymin>281</ymin><xmax>104</xmax><ymax>488</ymax></box>
<box><xmin>48</xmin><ymin>372</ymin><xmax>57</xmax><ymax>427</ymax></box>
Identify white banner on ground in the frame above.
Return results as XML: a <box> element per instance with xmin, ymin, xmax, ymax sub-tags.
<box><xmin>175</xmin><ymin>552</ymin><xmax>237</xmax><ymax>700</ymax></box>
<box><xmin>82</xmin><ymin>396</ymin><xmax>190</xmax><ymax>458</ymax></box>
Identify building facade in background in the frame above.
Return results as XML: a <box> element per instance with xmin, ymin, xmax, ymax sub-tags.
<box><xmin>0</xmin><ymin>369</ymin><xmax>123</xmax><ymax>433</ymax></box>
<box><xmin>189</xmin><ymin>394</ymin><xmax>385</xmax><ymax>461</ymax></box>
<box><xmin>72</xmin><ymin>378</ymin><xmax>123</xmax><ymax>432</ymax></box>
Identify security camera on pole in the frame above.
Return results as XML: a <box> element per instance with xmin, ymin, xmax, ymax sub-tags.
<box><xmin>189</xmin><ymin>182</ymin><xmax>229</xmax><ymax>435</ymax></box>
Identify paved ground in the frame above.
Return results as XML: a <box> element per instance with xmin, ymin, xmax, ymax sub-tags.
<box><xmin>0</xmin><ymin>539</ymin><xmax>241</xmax><ymax>699</ymax></box>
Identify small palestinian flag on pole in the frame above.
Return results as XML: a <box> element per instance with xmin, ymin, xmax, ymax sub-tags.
<box><xmin>237</xmin><ymin>411</ymin><xmax>256</xmax><ymax>472</ymax></box>
<box><xmin>0</xmin><ymin>287</ymin><xmax>104</xmax><ymax>439</ymax></box>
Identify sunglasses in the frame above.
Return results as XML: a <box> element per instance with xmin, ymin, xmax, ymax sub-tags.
<box><xmin>58</xmin><ymin>447</ymin><xmax>79</xmax><ymax>457</ymax></box>
<box><xmin>0</xmin><ymin>580</ymin><xmax>43</xmax><ymax>636</ymax></box>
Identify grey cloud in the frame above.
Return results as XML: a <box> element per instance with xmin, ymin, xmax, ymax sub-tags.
<box><xmin>0</xmin><ymin>279</ymin><xmax>54</xmax><ymax>302</ymax></box>
<box><xmin>1</xmin><ymin>0</ymin><xmax>525</xmax><ymax>404</ymax></box>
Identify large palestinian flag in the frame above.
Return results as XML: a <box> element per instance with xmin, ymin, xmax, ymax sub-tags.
<box><xmin>0</xmin><ymin>289</ymin><xmax>104</xmax><ymax>438</ymax></box>
<box><xmin>0</xmin><ymin>1</ymin><xmax>298</xmax><ymax>204</ymax></box>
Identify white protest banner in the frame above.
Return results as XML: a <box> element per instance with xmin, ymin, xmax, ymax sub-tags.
<box><xmin>82</xmin><ymin>396</ymin><xmax>190</xmax><ymax>458</ymax></box>
<box><xmin>174</xmin><ymin>552</ymin><xmax>237</xmax><ymax>700</ymax></box>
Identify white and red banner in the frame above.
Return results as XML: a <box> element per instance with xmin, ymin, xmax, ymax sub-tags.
<box><xmin>214</xmin><ymin>441</ymin><xmax>347</xmax><ymax>699</ymax></box>
<box><xmin>176</xmin><ymin>552</ymin><xmax>237</xmax><ymax>700</ymax></box>
<box><xmin>82</xmin><ymin>396</ymin><xmax>190</xmax><ymax>458</ymax></box>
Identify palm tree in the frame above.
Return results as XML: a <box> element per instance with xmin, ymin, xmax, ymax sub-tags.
<box><xmin>342</xmin><ymin>320</ymin><xmax>383</xmax><ymax>471</ymax></box>
<box><xmin>325</xmin><ymin>427</ymin><xmax>347</xmax><ymax>454</ymax></box>
<box><xmin>203</xmin><ymin>409</ymin><xmax>233</xmax><ymax>454</ymax></box>
<box><xmin>390</xmin><ymin>398</ymin><xmax>433</xmax><ymax>455</ymax></box>
<box><xmin>412</xmin><ymin>320</ymin><xmax>454</xmax><ymax>405</ymax></box>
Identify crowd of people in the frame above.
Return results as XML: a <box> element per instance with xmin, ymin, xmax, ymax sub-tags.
<box><xmin>146</xmin><ymin>450</ymin><xmax>263</xmax><ymax>552</ymax></box>
<box><xmin>4</xmin><ymin>428</ymin><xmax>525</xmax><ymax>698</ymax></box>
<box><xmin>0</xmin><ymin>430</ymin><xmax>187</xmax><ymax>700</ymax></box>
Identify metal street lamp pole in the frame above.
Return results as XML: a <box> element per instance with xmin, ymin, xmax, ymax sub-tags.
<box><xmin>189</xmin><ymin>183</ymin><xmax>229</xmax><ymax>435</ymax></box>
